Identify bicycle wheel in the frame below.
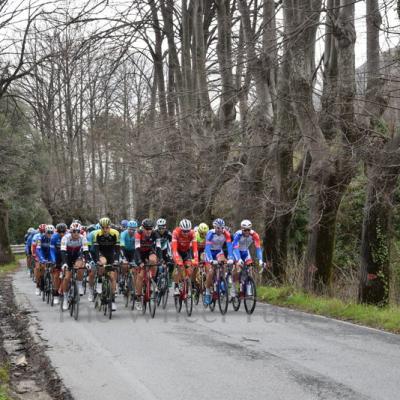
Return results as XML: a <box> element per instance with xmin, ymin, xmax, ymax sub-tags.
<box><xmin>49</xmin><ymin>281</ymin><xmax>54</xmax><ymax>307</ymax></box>
<box><xmin>69</xmin><ymin>288</ymin><xmax>75</xmax><ymax>317</ymax></box>
<box><xmin>148</xmin><ymin>280</ymin><xmax>157</xmax><ymax>318</ymax></box>
<box><xmin>185</xmin><ymin>278</ymin><xmax>193</xmax><ymax>317</ymax></box>
<box><xmin>103</xmin><ymin>281</ymin><xmax>109</xmax><ymax>316</ymax></box>
<box><xmin>161</xmin><ymin>281</ymin><xmax>169</xmax><ymax>310</ymax></box>
<box><xmin>59</xmin><ymin>295</ymin><xmax>65</xmax><ymax>313</ymax></box>
<box><xmin>46</xmin><ymin>275</ymin><xmax>51</xmax><ymax>304</ymax></box>
<box><xmin>174</xmin><ymin>283</ymin><xmax>182</xmax><ymax>313</ymax></box>
<box><xmin>108</xmin><ymin>291</ymin><xmax>112</xmax><ymax>320</ymax></box>
<box><xmin>141</xmin><ymin>283</ymin><xmax>147</xmax><ymax>314</ymax></box>
<box><xmin>41</xmin><ymin>275</ymin><xmax>46</xmax><ymax>302</ymax></box>
<box><xmin>74</xmin><ymin>281</ymin><xmax>80</xmax><ymax>321</ymax></box>
<box><xmin>82</xmin><ymin>273</ymin><xmax>87</xmax><ymax>295</ymax></box>
<box><xmin>230</xmin><ymin>280</ymin><xmax>241</xmax><ymax>311</ymax></box>
<box><xmin>156</xmin><ymin>276</ymin><xmax>163</xmax><ymax>307</ymax></box>
<box><xmin>243</xmin><ymin>276</ymin><xmax>257</xmax><ymax>315</ymax></box>
<box><xmin>218</xmin><ymin>277</ymin><xmax>229</xmax><ymax>315</ymax></box>
<box><xmin>125</xmin><ymin>274</ymin><xmax>133</xmax><ymax>308</ymax></box>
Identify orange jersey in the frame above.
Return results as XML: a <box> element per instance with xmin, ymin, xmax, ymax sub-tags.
<box><xmin>171</xmin><ymin>227</ymin><xmax>198</xmax><ymax>262</ymax></box>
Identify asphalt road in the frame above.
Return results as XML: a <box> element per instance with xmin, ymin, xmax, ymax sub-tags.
<box><xmin>12</xmin><ymin>267</ymin><xmax>400</xmax><ymax>400</ymax></box>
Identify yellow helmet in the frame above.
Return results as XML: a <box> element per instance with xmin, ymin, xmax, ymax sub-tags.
<box><xmin>99</xmin><ymin>217</ymin><xmax>111</xmax><ymax>228</ymax></box>
<box><xmin>198</xmin><ymin>223</ymin><xmax>209</xmax><ymax>234</ymax></box>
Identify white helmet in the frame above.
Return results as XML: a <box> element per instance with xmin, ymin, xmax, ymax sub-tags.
<box><xmin>70</xmin><ymin>222</ymin><xmax>82</xmax><ymax>231</ymax></box>
<box><xmin>156</xmin><ymin>218</ymin><xmax>167</xmax><ymax>228</ymax></box>
<box><xmin>240</xmin><ymin>219</ymin><xmax>252</xmax><ymax>230</ymax></box>
<box><xmin>179</xmin><ymin>219</ymin><xmax>192</xmax><ymax>231</ymax></box>
<box><xmin>45</xmin><ymin>224</ymin><xmax>55</xmax><ymax>234</ymax></box>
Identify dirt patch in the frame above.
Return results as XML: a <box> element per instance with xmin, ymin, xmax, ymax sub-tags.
<box><xmin>0</xmin><ymin>270</ymin><xmax>73</xmax><ymax>400</ymax></box>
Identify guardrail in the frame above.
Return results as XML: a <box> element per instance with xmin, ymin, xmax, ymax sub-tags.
<box><xmin>11</xmin><ymin>244</ymin><xmax>25</xmax><ymax>255</ymax></box>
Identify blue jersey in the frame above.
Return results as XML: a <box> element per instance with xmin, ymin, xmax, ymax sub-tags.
<box><xmin>25</xmin><ymin>230</ymin><xmax>37</xmax><ymax>255</ymax></box>
<box><xmin>36</xmin><ymin>234</ymin><xmax>52</xmax><ymax>263</ymax></box>
<box><xmin>232</xmin><ymin>230</ymin><xmax>263</xmax><ymax>262</ymax></box>
<box><xmin>86</xmin><ymin>230</ymin><xmax>100</xmax><ymax>247</ymax></box>
<box><xmin>120</xmin><ymin>230</ymin><xmax>135</xmax><ymax>251</ymax></box>
<box><xmin>50</xmin><ymin>232</ymin><xmax>64</xmax><ymax>265</ymax></box>
<box><xmin>205</xmin><ymin>229</ymin><xmax>233</xmax><ymax>261</ymax></box>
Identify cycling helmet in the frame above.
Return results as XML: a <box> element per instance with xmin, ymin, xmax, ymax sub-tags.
<box><xmin>86</xmin><ymin>224</ymin><xmax>96</xmax><ymax>233</ymax></box>
<box><xmin>179</xmin><ymin>219</ymin><xmax>192</xmax><ymax>231</ymax></box>
<box><xmin>99</xmin><ymin>217</ymin><xmax>111</xmax><ymax>228</ymax></box>
<box><xmin>38</xmin><ymin>224</ymin><xmax>47</xmax><ymax>233</ymax></box>
<box><xmin>70</xmin><ymin>222</ymin><xmax>82</xmax><ymax>231</ymax></box>
<box><xmin>56</xmin><ymin>223</ymin><xmax>67</xmax><ymax>233</ymax></box>
<box><xmin>142</xmin><ymin>219</ymin><xmax>154</xmax><ymax>229</ymax></box>
<box><xmin>95</xmin><ymin>223</ymin><xmax>101</xmax><ymax>230</ymax></box>
<box><xmin>121</xmin><ymin>219</ymin><xmax>128</xmax><ymax>228</ymax></box>
<box><xmin>27</xmin><ymin>227</ymin><xmax>35</xmax><ymax>234</ymax></box>
<box><xmin>46</xmin><ymin>224</ymin><xmax>55</xmax><ymax>234</ymax></box>
<box><xmin>241</xmin><ymin>219</ymin><xmax>252</xmax><ymax>230</ymax></box>
<box><xmin>127</xmin><ymin>220</ymin><xmax>138</xmax><ymax>229</ymax></box>
<box><xmin>72</xmin><ymin>219</ymin><xmax>82</xmax><ymax>225</ymax></box>
<box><xmin>213</xmin><ymin>218</ymin><xmax>225</xmax><ymax>228</ymax></box>
<box><xmin>198</xmin><ymin>223</ymin><xmax>209</xmax><ymax>234</ymax></box>
<box><xmin>156</xmin><ymin>218</ymin><xmax>167</xmax><ymax>228</ymax></box>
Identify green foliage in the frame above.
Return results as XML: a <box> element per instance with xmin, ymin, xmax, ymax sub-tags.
<box><xmin>0</xmin><ymin>98</ymin><xmax>48</xmax><ymax>243</ymax></box>
<box><xmin>258</xmin><ymin>285</ymin><xmax>400</xmax><ymax>333</ymax></box>
<box><xmin>334</xmin><ymin>173</ymin><xmax>366</xmax><ymax>270</ymax></box>
<box><xmin>0</xmin><ymin>365</ymin><xmax>11</xmax><ymax>400</ymax></box>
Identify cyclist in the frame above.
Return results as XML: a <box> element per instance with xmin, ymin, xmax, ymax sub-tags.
<box><xmin>25</xmin><ymin>227</ymin><xmax>37</xmax><ymax>275</ymax></box>
<box><xmin>232</xmin><ymin>219</ymin><xmax>265</xmax><ymax>298</ymax></box>
<box><xmin>92</xmin><ymin>217</ymin><xmax>120</xmax><ymax>311</ymax></box>
<box><xmin>31</xmin><ymin>224</ymin><xmax>46</xmax><ymax>269</ymax></box>
<box><xmin>203</xmin><ymin>218</ymin><xmax>234</xmax><ymax>304</ymax></box>
<box><xmin>60</xmin><ymin>222</ymin><xmax>90</xmax><ymax>311</ymax></box>
<box><xmin>195</xmin><ymin>223</ymin><xmax>209</xmax><ymax>262</ymax></box>
<box><xmin>171</xmin><ymin>219</ymin><xmax>198</xmax><ymax>295</ymax></box>
<box><xmin>86</xmin><ymin>223</ymin><xmax>100</xmax><ymax>302</ymax></box>
<box><xmin>155</xmin><ymin>218</ymin><xmax>173</xmax><ymax>275</ymax></box>
<box><xmin>35</xmin><ymin>224</ymin><xmax>55</xmax><ymax>296</ymax></box>
<box><xmin>49</xmin><ymin>223</ymin><xmax>68</xmax><ymax>305</ymax></box>
<box><xmin>134</xmin><ymin>219</ymin><xmax>162</xmax><ymax>311</ymax></box>
<box><xmin>120</xmin><ymin>219</ymin><xmax>129</xmax><ymax>231</ymax></box>
<box><xmin>119</xmin><ymin>220</ymin><xmax>138</xmax><ymax>293</ymax></box>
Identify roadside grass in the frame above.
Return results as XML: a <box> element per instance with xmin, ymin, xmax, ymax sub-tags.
<box><xmin>0</xmin><ymin>255</ymin><xmax>24</xmax><ymax>276</ymax></box>
<box><xmin>258</xmin><ymin>286</ymin><xmax>400</xmax><ymax>334</ymax></box>
<box><xmin>0</xmin><ymin>365</ymin><xmax>12</xmax><ymax>400</ymax></box>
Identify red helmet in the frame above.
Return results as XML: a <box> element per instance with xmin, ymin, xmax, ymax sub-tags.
<box><xmin>38</xmin><ymin>224</ymin><xmax>47</xmax><ymax>233</ymax></box>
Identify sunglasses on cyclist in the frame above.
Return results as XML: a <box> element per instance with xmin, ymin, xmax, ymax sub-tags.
<box><xmin>71</xmin><ymin>229</ymin><xmax>80</xmax><ymax>233</ymax></box>
<box><xmin>144</xmin><ymin>227</ymin><xmax>153</xmax><ymax>231</ymax></box>
<box><xmin>242</xmin><ymin>229</ymin><xmax>251</xmax><ymax>232</ymax></box>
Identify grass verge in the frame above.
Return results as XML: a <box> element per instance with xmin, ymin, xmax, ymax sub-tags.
<box><xmin>258</xmin><ymin>285</ymin><xmax>400</xmax><ymax>334</ymax></box>
<box><xmin>0</xmin><ymin>365</ymin><xmax>12</xmax><ymax>400</ymax></box>
<box><xmin>0</xmin><ymin>255</ymin><xmax>24</xmax><ymax>276</ymax></box>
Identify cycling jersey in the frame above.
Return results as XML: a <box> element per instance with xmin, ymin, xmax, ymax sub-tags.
<box><xmin>31</xmin><ymin>232</ymin><xmax>42</xmax><ymax>259</ymax></box>
<box><xmin>195</xmin><ymin>231</ymin><xmax>206</xmax><ymax>252</ymax></box>
<box><xmin>92</xmin><ymin>228</ymin><xmax>120</xmax><ymax>264</ymax></box>
<box><xmin>25</xmin><ymin>230</ymin><xmax>37</xmax><ymax>255</ymax></box>
<box><xmin>134</xmin><ymin>229</ymin><xmax>162</xmax><ymax>264</ymax></box>
<box><xmin>171</xmin><ymin>228</ymin><xmax>198</xmax><ymax>263</ymax></box>
<box><xmin>120</xmin><ymin>230</ymin><xmax>136</xmax><ymax>251</ymax></box>
<box><xmin>50</xmin><ymin>232</ymin><xmax>65</xmax><ymax>266</ymax></box>
<box><xmin>61</xmin><ymin>233</ymin><xmax>89</xmax><ymax>267</ymax></box>
<box><xmin>205</xmin><ymin>229</ymin><xmax>233</xmax><ymax>262</ymax></box>
<box><xmin>156</xmin><ymin>229</ymin><xmax>172</xmax><ymax>252</ymax></box>
<box><xmin>36</xmin><ymin>234</ymin><xmax>52</xmax><ymax>263</ymax></box>
<box><xmin>232</xmin><ymin>230</ymin><xmax>263</xmax><ymax>263</ymax></box>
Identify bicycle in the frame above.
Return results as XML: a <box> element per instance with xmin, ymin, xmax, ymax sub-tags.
<box><xmin>138</xmin><ymin>263</ymin><xmax>157</xmax><ymax>318</ymax></box>
<box><xmin>156</xmin><ymin>262</ymin><xmax>169</xmax><ymax>310</ymax></box>
<box><xmin>174</xmin><ymin>264</ymin><xmax>193</xmax><ymax>316</ymax></box>
<box><xmin>124</xmin><ymin>262</ymin><xmax>137</xmax><ymax>309</ymax></box>
<box><xmin>67</xmin><ymin>260</ymin><xmax>86</xmax><ymax>320</ymax></box>
<box><xmin>94</xmin><ymin>264</ymin><xmax>114</xmax><ymax>320</ymax></box>
<box><xmin>42</xmin><ymin>262</ymin><xmax>54</xmax><ymax>305</ymax></box>
<box><xmin>204</xmin><ymin>261</ymin><xmax>229</xmax><ymax>315</ymax></box>
<box><xmin>230</xmin><ymin>262</ymin><xmax>257</xmax><ymax>315</ymax></box>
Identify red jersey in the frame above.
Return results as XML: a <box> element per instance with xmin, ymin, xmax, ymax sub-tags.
<box><xmin>171</xmin><ymin>227</ymin><xmax>198</xmax><ymax>263</ymax></box>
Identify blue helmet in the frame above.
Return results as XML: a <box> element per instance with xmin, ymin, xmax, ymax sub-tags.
<box><xmin>121</xmin><ymin>219</ymin><xmax>129</xmax><ymax>228</ymax></box>
<box><xmin>95</xmin><ymin>223</ymin><xmax>101</xmax><ymax>230</ymax></box>
<box><xmin>127</xmin><ymin>220</ymin><xmax>138</xmax><ymax>229</ymax></box>
<box><xmin>213</xmin><ymin>218</ymin><xmax>225</xmax><ymax>228</ymax></box>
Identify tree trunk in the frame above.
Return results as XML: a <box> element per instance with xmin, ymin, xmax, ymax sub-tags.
<box><xmin>0</xmin><ymin>199</ymin><xmax>14</xmax><ymax>264</ymax></box>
